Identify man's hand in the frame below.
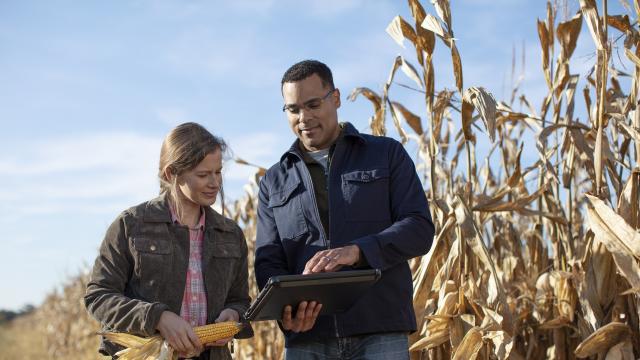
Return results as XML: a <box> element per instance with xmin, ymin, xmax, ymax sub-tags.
<box><xmin>281</xmin><ymin>300</ymin><xmax>322</xmax><ymax>332</ymax></box>
<box><xmin>303</xmin><ymin>245</ymin><xmax>361</xmax><ymax>274</ymax></box>
<box><xmin>205</xmin><ymin>308</ymin><xmax>240</xmax><ymax>347</ymax></box>
<box><xmin>156</xmin><ymin>311</ymin><xmax>203</xmax><ymax>358</ymax></box>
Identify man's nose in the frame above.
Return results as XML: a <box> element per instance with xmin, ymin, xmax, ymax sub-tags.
<box><xmin>299</xmin><ymin>107</ymin><xmax>312</xmax><ymax>122</ymax></box>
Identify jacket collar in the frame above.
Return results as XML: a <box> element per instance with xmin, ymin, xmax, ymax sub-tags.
<box><xmin>281</xmin><ymin>121</ymin><xmax>365</xmax><ymax>162</ymax></box>
<box><xmin>144</xmin><ymin>193</ymin><xmax>234</xmax><ymax>232</ymax></box>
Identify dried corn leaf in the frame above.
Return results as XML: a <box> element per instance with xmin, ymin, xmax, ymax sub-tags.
<box><xmin>451</xmin><ymin>44</ymin><xmax>463</xmax><ymax>93</ymax></box>
<box><xmin>386</xmin><ymin>15</ymin><xmax>417</xmax><ymax>49</ymax></box>
<box><xmin>461</xmin><ymin>87</ymin><xmax>497</xmax><ymax>143</ymax></box>
<box><xmin>399</xmin><ymin>57</ymin><xmax>423</xmax><ymax>90</ymax></box>
<box><xmin>537</xmin><ymin>19</ymin><xmax>551</xmax><ymax>88</ymax></box>
<box><xmin>624</xmin><ymin>47</ymin><xmax>640</xmax><ymax>68</ymax></box>
<box><xmin>408</xmin><ymin>0</ymin><xmax>435</xmax><ymax>56</ymax></box>
<box><xmin>452</xmin><ymin>327</ymin><xmax>483</xmax><ymax>360</ymax></box>
<box><xmin>432</xmin><ymin>0</ymin><xmax>452</xmax><ymax>29</ymax></box>
<box><xmin>606</xmin><ymin>14</ymin><xmax>632</xmax><ymax>33</ymax></box>
<box><xmin>616</xmin><ymin>169</ymin><xmax>640</xmax><ymax>229</ymax></box>
<box><xmin>421</xmin><ymin>13</ymin><xmax>446</xmax><ymax>38</ymax></box>
<box><xmin>574</xmin><ymin>322</ymin><xmax>632</xmax><ymax>358</ymax></box>
<box><xmin>348</xmin><ymin>87</ymin><xmax>384</xmax><ymax>136</ymax></box>
<box><xmin>412</xmin><ymin>312</ymin><xmax>453</xmax><ymax>352</ymax></box>
<box><xmin>586</xmin><ymin>195</ymin><xmax>640</xmax><ymax>290</ymax></box>
<box><xmin>586</xmin><ymin>194</ymin><xmax>640</xmax><ymax>259</ymax></box>
<box><xmin>579</xmin><ymin>0</ymin><xmax>605</xmax><ymax>51</ymax></box>
<box><xmin>453</xmin><ymin>196</ymin><xmax>513</xmax><ymax>334</ymax></box>
<box><xmin>556</xmin><ymin>12</ymin><xmax>583</xmax><ymax>61</ymax></box>
<box><xmin>483</xmin><ymin>331</ymin><xmax>513</xmax><ymax>360</ymax></box>
<box><xmin>392</xmin><ymin>102</ymin><xmax>423</xmax><ymax>135</ymax></box>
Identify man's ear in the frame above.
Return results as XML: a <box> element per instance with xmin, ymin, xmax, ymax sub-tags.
<box><xmin>334</xmin><ymin>88</ymin><xmax>341</xmax><ymax>109</ymax></box>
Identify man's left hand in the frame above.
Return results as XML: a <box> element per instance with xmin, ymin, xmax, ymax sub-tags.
<box><xmin>303</xmin><ymin>245</ymin><xmax>361</xmax><ymax>274</ymax></box>
<box><xmin>205</xmin><ymin>308</ymin><xmax>239</xmax><ymax>347</ymax></box>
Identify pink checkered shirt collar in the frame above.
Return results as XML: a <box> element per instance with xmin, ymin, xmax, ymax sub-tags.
<box><xmin>168</xmin><ymin>204</ymin><xmax>206</xmax><ymax>229</ymax></box>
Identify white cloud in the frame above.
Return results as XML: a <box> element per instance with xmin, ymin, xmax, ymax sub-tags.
<box><xmin>0</xmin><ymin>132</ymin><xmax>160</xmax><ymax>220</ymax></box>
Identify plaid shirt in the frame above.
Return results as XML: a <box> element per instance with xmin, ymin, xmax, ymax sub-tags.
<box><xmin>170</xmin><ymin>206</ymin><xmax>208</xmax><ymax>327</ymax></box>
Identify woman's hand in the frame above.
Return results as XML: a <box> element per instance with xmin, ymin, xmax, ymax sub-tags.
<box><xmin>156</xmin><ymin>311</ymin><xmax>203</xmax><ymax>357</ymax></box>
<box><xmin>205</xmin><ymin>308</ymin><xmax>240</xmax><ymax>347</ymax></box>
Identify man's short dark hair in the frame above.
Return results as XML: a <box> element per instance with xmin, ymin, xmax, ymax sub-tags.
<box><xmin>281</xmin><ymin>60</ymin><xmax>335</xmax><ymax>90</ymax></box>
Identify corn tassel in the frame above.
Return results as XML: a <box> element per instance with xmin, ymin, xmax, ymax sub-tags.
<box><xmin>99</xmin><ymin>321</ymin><xmax>243</xmax><ymax>360</ymax></box>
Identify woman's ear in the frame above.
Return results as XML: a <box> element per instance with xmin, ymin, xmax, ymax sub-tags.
<box><xmin>164</xmin><ymin>167</ymin><xmax>175</xmax><ymax>182</ymax></box>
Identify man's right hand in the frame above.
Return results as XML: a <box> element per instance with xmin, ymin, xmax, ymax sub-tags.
<box><xmin>281</xmin><ymin>300</ymin><xmax>322</xmax><ymax>332</ymax></box>
<box><xmin>156</xmin><ymin>311</ymin><xmax>203</xmax><ymax>357</ymax></box>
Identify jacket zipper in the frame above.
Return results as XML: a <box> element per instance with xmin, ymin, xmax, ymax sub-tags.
<box><xmin>294</xmin><ymin>146</ymin><xmax>341</xmax><ymax>339</ymax></box>
<box><xmin>294</xmin><ymin>152</ymin><xmax>329</xmax><ymax>249</ymax></box>
<box><xmin>326</xmin><ymin>146</ymin><xmax>341</xmax><ymax>339</ymax></box>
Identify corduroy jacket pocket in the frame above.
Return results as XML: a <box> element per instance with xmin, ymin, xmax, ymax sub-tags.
<box><xmin>132</xmin><ymin>237</ymin><xmax>171</xmax><ymax>297</ymax></box>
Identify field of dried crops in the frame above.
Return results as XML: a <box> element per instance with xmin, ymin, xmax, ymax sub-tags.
<box><xmin>2</xmin><ymin>0</ymin><xmax>639</xmax><ymax>359</ymax></box>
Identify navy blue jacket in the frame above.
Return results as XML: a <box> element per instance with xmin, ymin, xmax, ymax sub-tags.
<box><xmin>255</xmin><ymin>122</ymin><xmax>435</xmax><ymax>345</ymax></box>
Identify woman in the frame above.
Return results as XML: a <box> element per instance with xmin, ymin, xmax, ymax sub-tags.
<box><xmin>85</xmin><ymin>122</ymin><xmax>252</xmax><ymax>359</ymax></box>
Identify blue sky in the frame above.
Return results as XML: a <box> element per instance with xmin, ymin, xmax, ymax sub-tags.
<box><xmin>0</xmin><ymin>0</ymin><xmax>628</xmax><ymax>310</ymax></box>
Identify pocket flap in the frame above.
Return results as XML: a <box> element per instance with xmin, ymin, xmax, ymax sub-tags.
<box><xmin>267</xmin><ymin>182</ymin><xmax>301</xmax><ymax>208</ymax></box>
<box><xmin>342</xmin><ymin>168</ymin><xmax>389</xmax><ymax>183</ymax></box>
<box><xmin>133</xmin><ymin>237</ymin><xmax>171</xmax><ymax>254</ymax></box>
<box><xmin>213</xmin><ymin>241</ymin><xmax>242</xmax><ymax>258</ymax></box>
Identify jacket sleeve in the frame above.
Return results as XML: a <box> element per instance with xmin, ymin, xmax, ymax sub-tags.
<box><xmin>349</xmin><ymin>140</ymin><xmax>435</xmax><ymax>271</ymax></box>
<box><xmin>84</xmin><ymin>213</ymin><xmax>169</xmax><ymax>336</ymax></box>
<box><xmin>254</xmin><ymin>175</ymin><xmax>291</xmax><ymax>290</ymax></box>
<box><xmin>223</xmin><ymin>225</ymin><xmax>254</xmax><ymax>338</ymax></box>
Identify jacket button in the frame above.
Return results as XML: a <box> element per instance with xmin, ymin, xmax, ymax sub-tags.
<box><xmin>362</xmin><ymin>174</ymin><xmax>370</xmax><ymax>180</ymax></box>
<box><xmin>150</xmin><ymin>245</ymin><xmax>156</xmax><ymax>251</ymax></box>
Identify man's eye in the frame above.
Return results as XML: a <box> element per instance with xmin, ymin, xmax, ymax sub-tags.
<box><xmin>286</xmin><ymin>106</ymin><xmax>300</xmax><ymax>114</ymax></box>
<box><xmin>307</xmin><ymin>101</ymin><xmax>321</xmax><ymax>109</ymax></box>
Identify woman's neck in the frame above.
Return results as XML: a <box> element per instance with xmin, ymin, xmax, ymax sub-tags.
<box><xmin>174</xmin><ymin>199</ymin><xmax>201</xmax><ymax>228</ymax></box>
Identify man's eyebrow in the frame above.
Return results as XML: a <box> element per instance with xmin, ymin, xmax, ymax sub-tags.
<box><xmin>302</xmin><ymin>96</ymin><xmax>323</xmax><ymax>105</ymax></box>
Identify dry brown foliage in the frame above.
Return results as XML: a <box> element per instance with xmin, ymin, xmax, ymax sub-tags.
<box><xmin>3</xmin><ymin>1</ymin><xmax>639</xmax><ymax>359</ymax></box>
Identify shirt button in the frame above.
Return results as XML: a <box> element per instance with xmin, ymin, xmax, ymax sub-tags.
<box><xmin>192</xmin><ymin>295</ymin><xmax>197</xmax><ymax>301</ymax></box>
<box><xmin>191</xmin><ymin>321</ymin><xmax>196</xmax><ymax>326</ymax></box>
<box><xmin>150</xmin><ymin>245</ymin><xmax>156</xmax><ymax>251</ymax></box>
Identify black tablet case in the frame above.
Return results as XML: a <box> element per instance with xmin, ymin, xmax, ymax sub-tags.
<box><xmin>244</xmin><ymin>269</ymin><xmax>381</xmax><ymax>321</ymax></box>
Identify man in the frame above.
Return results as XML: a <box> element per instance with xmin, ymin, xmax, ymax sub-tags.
<box><xmin>255</xmin><ymin>59</ymin><xmax>435</xmax><ymax>359</ymax></box>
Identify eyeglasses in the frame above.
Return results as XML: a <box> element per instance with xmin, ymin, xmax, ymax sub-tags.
<box><xmin>282</xmin><ymin>89</ymin><xmax>336</xmax><ymax>115</ymax></box>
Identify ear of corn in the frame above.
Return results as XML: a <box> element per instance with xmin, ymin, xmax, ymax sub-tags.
<box><xmin>98</xmin><ymin>321</ymin><xmax>243</xmax><ymax>360</ymax></box>
<box><xmin>194</xmin><ymin>321</ymin><xmax>243</xmax><ymax>344</ymax></box>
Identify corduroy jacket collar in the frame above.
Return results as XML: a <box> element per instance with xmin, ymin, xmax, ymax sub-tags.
<box><xmin>143</xmin><ymin>193</ymin><xmax>234</xmax><ymax>232</ymax></box>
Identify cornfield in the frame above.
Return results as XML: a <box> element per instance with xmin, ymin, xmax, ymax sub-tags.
<box><xmin>232</xmin><ymin>0</ymin><xmax>640</xmax><ymax>359</ymax></box>
<box><xmin>5</xmin><ymin>0</ymin><xmax>639</xmax><ymax>359</ymax></box>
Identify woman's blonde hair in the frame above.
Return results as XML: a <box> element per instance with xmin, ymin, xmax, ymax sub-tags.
<box><xmin>158</xmin><ymin>122</ymin><xmax>227</xmax><ymax>220</ymax></box>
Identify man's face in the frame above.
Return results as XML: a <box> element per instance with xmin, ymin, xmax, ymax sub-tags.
<box><xmin>282</xmin><ymin>73</ymin><xmax>341</xmax><ymax>151</ymax></box>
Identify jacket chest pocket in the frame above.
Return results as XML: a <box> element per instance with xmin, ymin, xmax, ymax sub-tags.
<box><xmin>268</xmin><ymin>182</ymin><xmax>308</xmax><ymax>240</ymax></box>
<box><xmin>208</xmin><ymin>241</ymin><xmax>241</xmax><ymax>300</ymax></box>
<box><xmin>132</xmin><ymin>237</ymin><xmax>172</xmax><ymax>297</ymax></box>
<box><xmin>342</xmin><ymin>169</ymin><xmax>391</xmax><ymax>222</ymax></box>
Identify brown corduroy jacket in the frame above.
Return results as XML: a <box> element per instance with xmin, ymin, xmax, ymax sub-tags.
<box><xmin>85</xmin><ymin>194</ymin><xmax>252</xmax><ymax>359</ymax></box>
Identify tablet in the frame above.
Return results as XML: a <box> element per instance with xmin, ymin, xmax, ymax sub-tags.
<box><xmin>244</xmin><ymin>269</ymin><xmax>381</xmax><ymax>321</ymax></box>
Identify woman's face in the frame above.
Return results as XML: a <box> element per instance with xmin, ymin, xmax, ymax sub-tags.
<box><xmin>176</xmin><ymin>149</ymin><xmax>222</xmax><ymax>208</ymax></box>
